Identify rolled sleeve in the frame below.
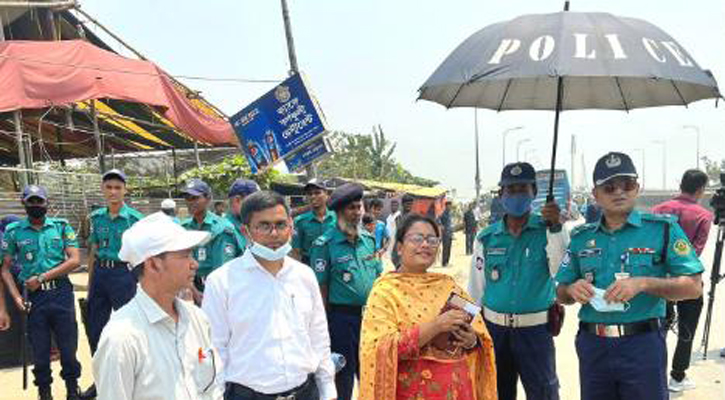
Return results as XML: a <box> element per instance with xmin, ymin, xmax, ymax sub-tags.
<box><xmin>467</xmin><ymin>240</ymin><xmax>485</xmax><ymax>306</ymax></box>
<box><xmin>666</xmin><ymin>222</ymin><xmax>705</xmax><ymax>276</ymax></box>
<box><xmin>555</xmin><ymin>247</ymin><xmax>580</xmax><ymax>285</ymax></box>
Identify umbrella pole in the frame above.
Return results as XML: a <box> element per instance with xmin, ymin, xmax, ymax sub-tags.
<box><xmin>548</xmin><ymin>76</ymin><xmax>564</xmax><ymax>203</ymax></box>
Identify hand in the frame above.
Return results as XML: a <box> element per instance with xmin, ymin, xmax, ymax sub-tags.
<box><xmin>434</xmin><ymin>309</ymin><xmax>469</xmax><ymax>334</ymax></box>
<box><xmin>605</xmin><ymin>278</ymin><xmax>644</xmax><ymax>303</ymax></box>
<box><xmin>0</xmin><ymin>310</ymin><xmax>10</xmax><ymax>331</ymax></box>
<box><xmin>13</xmin><ymin>296</ymin><xmax>26</xmax><ymax>313</ymax></box>
<box><xmin>566</xmin><ymin>279</ymin><xmax>595</xmax><ymax>304</ymax></box>
<box><xmin>540</xmin><ymin>201</ymin><xmax>561</xmax><ymax>226</ymax></box>
<box><xmin>25</xmin><ymin>276</ymin><xmax>40</xmax><ymax>292</ymax></box>
<box><xmin>450</xmin><ymin>323</ymin><xmax>477</xmax><ymax>349</ymax></box>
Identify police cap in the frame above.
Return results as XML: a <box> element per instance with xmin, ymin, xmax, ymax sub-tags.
<box><xmin>228</xmin><ymin>178</ymin><xmax>259</xmax><ymax>198</ymax></box>
<box><xmin>329</xmin><ymin>183</ymin><xmax>364</xmax><ymax>211</ymax></box>
<box><xmin>102</xmin><ymin>169</ymin><xmax>127</xmax><ymax>183</ymax></box>
<box><xmin>22</xmin><ymin>185</ymin><xmax>48</xmax><ymax>202</ymax></box>
<box><xmin>304</xmin><ymin>178</ymin><xmax>327</xmax><ymax>192</ymax></box>
<box><xmin>499</xmin><ymin>162</ymin><xmax>536</xmax><ymax>186</ymax></box>
<box><xmin>593</xmin><ymin>152</ymin><xmax>638</xmax><ymax>186</ymax></box>
<box><xmin>181</xmin><ymin>179</ymin><xmax>211</xmax><ymax>197</ymax></box>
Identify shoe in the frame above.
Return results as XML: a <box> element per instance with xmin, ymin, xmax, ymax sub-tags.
<box><xmin>78</xmin><ymin>385</ymin><xmax>96</xmax><ymax>400</ymax></box>
<box><xmin>668</xmin><ymin>377</ymin><xmax>696</xmax><ymax>392</ymax></box>
<box><xmin>66</xmin><ymin>389</ymin><xmax>81</xmax><ymax>400</ymax></box>
<box><xmin>721</xmin><ymin>347</ymin><xmax>725</xmax><ymax>358</ymax></box>
<box><xmin>38</xmin><ymin>386</ymin><xmax>53</xmax><ymax>400</ymax></box>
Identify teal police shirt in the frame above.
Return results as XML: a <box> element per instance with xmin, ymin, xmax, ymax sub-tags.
<box><xmin>477</xmin><ymin>213</ymin><xmax>556</xmax><ymax>314</ymax></box>
<box><xmin>2</xmin><ymin>217</ymin><xmax>79</xmax><ymax>281</ymax></box>
<box><xmin>556</xmin><ymin>210</ymin><xmax>704</xmax><ymax>324</ymax></box>
<box><xmin>182</xmin><ymin>211</ymin><xmax>244</xmax><ymax>278</ymax></box>
<box><xmin>309</xmin><ymin>226</ymin><xmax>382</xmax><ymax>306</ymax></box>
<box><xmin>89</xmin><ymin>204</ymin><xmax>144</xmax><ymax>261</ymax></box>
<box><xmin>224</xmin><ymin>212</ymin><xmax>247</xmax><ymax>250</ymax></box>
<box><xmin>292</xmin><ymin>209</ymin><xmax>337</xmax><ymax>262</ymax></box>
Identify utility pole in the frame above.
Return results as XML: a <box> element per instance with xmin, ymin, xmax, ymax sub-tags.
<box><xmin>683</xmin><ymin>125</ymin><xmax>701</xmax><ymax>169</ymax></box>
<box><xmin>652</xmin><ymin>140</ymin><xmax>666</xmax><ymax>190</ymax></box>
<box><xmin>570</xmin><ymin>134</ymin><xmax>576</xmax><ymax>191</ymax></box>
<box><xmin>474</xmin><ymin>110</ymin><xmax>481</xmax><ymax>203</ymax></box>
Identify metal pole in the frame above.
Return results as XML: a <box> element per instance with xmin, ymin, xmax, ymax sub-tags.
<box><xmin>0</xmin><ymin>11</ymin><xmax>5</xmax><ymax>41</ymax></box>
<box><xmin>502</xmin><ymin>126</ymin><xmax>523</xmax><ymax>168</ymax></box>
<box><xmin>91</xmin><ymin>101</ymin><xmax>106</xmax><ymax>173</ymax></box>
<box><xmin>516</xmin><ymin>138</ymin><xmax>531</xmax><ymax>161</ymax></box>
<box><xmin>634</xmin><ymin>148</ymin><xmax>645</xmax><ymax>190</ymax></box>
<box><xmin>652</xmin><ymin>140</ymin><xmax>666</xmax><ymax>190</ymax></box>
<box><xmin>280</xmin><ymin>0</ymin><xmax>299</xmax><ymax>74</ymax></box>
<box><xmin>13</xmin><ymin>110</ymin><xmax>28</xmax><ymax>187</ymax></box>
<box><xmin>474</xmin><ymin>109</ymin><xmax>481</xmax><ymax>202</ymax></box>
<box><xmin>683</xmin><ymin>125</ymin><xmax>701</xmax><ymax>169</ymax></box>
<box><xmin>571</xmin><ymin>134</ymin><xmax>576</xmax><ymax>191</ymax></box>
<box><xmin>194</xmin><ymin>141</ymin><xmax>202</xmax><ymax>168</ymax></box>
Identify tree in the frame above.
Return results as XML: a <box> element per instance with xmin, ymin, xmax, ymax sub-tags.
<box><xmin>180</xmin><ymin>154</ymin><xmax>282</xmax><ymax>196</ymax></box>
<box><xmin>702</xmin><ymin>156</ymin><xmax>725</xmax><ymax>186</ymax></box>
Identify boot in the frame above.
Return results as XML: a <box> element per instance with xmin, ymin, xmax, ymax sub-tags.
<box><xmin>78</xmin><ymin>384</ymin><xmax>96</xmax><ymax>400</ymax></box>
<box><xmin>38</xmin><ymin>386</ymin><xmax>53</xmax><ymax>400</ymax></box>
<box><xmin>66</xmin><ymin>381</ymin><xmax>81</xmax><ymax>400</ymax></box>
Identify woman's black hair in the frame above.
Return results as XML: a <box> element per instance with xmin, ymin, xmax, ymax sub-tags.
<box><xmin>394</xmin><ymin>213</ymin><xmax>440</xmax><ymax>247</ymax></box>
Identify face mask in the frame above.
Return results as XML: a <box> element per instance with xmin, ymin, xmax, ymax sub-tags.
<box><xmin>501</xmin><ymin>193</ymin><xmax>533</xmax><ymax>217</ymax></box>
<box><xmin>589</xmin><ymin>287</ymin><xmax>629</xmax><ymax>313</ymax></box>
<box><xmin>25</xmin><ymin>206</ymin><xmax>47</xmax><ymax>220</ymax></box>
<box><xmin>249</xmin><ymin>241</ymin><xmax>292</xmax><ymax>261</ymax></box>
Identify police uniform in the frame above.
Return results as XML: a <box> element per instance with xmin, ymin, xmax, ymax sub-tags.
<box><xmin>1</xmin><ymin>186</ymin><xmax>82</xmax><ymax>397</ymax></box>
<box><xmin>555</xmin><ymin>152</ymin><xmax>704</xmax><ymax>400</ymax></box>
<box><xmin>224</xmin><ymin>178</ymin><xmax>260</xmax><ymax>250</ymax></box>
<box><xmin>468</xmin><ymin>162</ymin><xmax>568</xmax><ymax>400</ymax></box>
<box><xmin>87</xmin><ymin>170</ymin><xmax>145</xmax><ymax>354</ymax></box>
<box><xmin>181</xmin><ymin>180</ymin><xmax>245</xmax><ymax>291</ymax></box>
<box><xmin>293</xmin><ymin>209</ymin><xmax>336</xmax><ymax>265</ymax></box>
<box><xmin>309</xmin><ymin>183</ymin><xmax>382</xmax><ymax>400</ymax></box>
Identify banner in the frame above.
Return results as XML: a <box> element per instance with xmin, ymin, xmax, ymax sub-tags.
<box><xmin>285</xmin><ymin>137</ymin><xmax>332</xmax><ymax>173</ymax></box>
<box><xmin>230</xmin><ymin>73</ymin><xmax>329</xmax><ymax>173</ymax></box>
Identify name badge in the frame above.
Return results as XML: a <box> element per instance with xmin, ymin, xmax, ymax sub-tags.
<box><xmin>198</xmin><ymin>247</ymin><xmax>207</xmax><ymax>261</ymax></box>
<box><xmin>578</xmin><ymin>249</ymin><xmax>602</xmax><ymax>258</ymax></box>
<box><xmin>335</xmin><ymin>255</ymin><xmax>353</xmax><ymax>264</ymax></box>
<box><xmin>614</xmin><ymin>272</ymin><xmax>630</xmax><ymax>280</ymax></box>
<box><xmin>486</xmin><ymin>248</ymin><xmax>507</xmax><ymax>256</ymax></box>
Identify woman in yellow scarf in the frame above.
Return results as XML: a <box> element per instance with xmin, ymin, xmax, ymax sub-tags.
<box><xmin>360</xmin><ymin>214</ymin><xmax>497</xmax><ymax>400</ymax></box>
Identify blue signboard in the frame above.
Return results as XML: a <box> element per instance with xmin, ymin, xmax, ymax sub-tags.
<box><xmin>285</xmin><ymin>137</ymin><xmax>332</xmax><ymax>173</ymax></box>
<box><xmin>230</xmin><ymin>73</ymin><xmax>329</xmax><ymax>173</ymax></box>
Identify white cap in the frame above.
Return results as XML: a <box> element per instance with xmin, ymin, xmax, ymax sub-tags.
<box><xmin>161</xmin><ymin>199</ymin><xmax>176</xmax><ymax>210</ymax></box>
<box><xmin>119</xmin><ymin>212</ymin><xmax>210</xmax><ymax>267</ymax></box>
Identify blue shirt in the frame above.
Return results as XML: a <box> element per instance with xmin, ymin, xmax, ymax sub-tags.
<box><xmin>477</xmin><ymin>214</ymin><xmax>555</xmax><ymax>314</ymax></box>
<box><xmin>374</xmin><ymin>221</ymin><xmax>389</xmax><ymax>250</ymax></box>
<box><xmin>556</xmin><ymin>210</ymin><xmax>704</xmax><ymax>324</ymax></box>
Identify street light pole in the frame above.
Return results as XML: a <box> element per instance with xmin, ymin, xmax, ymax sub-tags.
<box><xmin>502</xmin><ymin>126</ymin><xmax>523</xmax><ymax>167</ymax></box>
<box><xmin>516</xmin><ymin>138</ymin><xmax>531</xmax><ymax>161</ymax></box>
<box><xmin>634</xmin><ymin>148</ymin><xmax>645</xmax><ymax>190</ymax></box>
<box><xmin>652</xmin><ymin>140</ymin><xmax>666</xmax><ymax>190</ymax></box>
<box><xmin>474</xmin><ymin>110</ymin><xmax>481</xmax><ymax>203</ymax></box>
<box><xmin>683</xmin><ymin>125</ymin><xmax>700</xmax><ymax>169</ymax></box>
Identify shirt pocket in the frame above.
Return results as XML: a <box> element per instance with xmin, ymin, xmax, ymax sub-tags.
<box><xmin>484</xmin><ymin>254</ymin><xmax>507</xmax><ymax>282</ymax></box>
<box><xmin>579</xmin><ymin>255</ymin><xmax>603</xmax><ymax>284</ymax></box>
<box><xmin>193</xmin><ymin>347</ymin><xmax>219</xmax><ymax>395</ymax></box>
<box><xmin>629</xmin><ymin>253</ymin><xmax>659</xmax><ymax>277</ymax></box>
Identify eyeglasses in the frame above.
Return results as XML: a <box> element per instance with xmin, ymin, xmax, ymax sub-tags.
<box><xmin>600</xmin><ymin>178</ymin><xmax>638</xmax><ymax>194</ymax></box>
<box><xmin>405</xmin><ymin>233</ymin><xmax>441</xmax><ymax>247</ymax></box>
<box><xmin>249</xmin><ymin>221</ymin><xmax>291</xmax><ymax>235</ymax></box>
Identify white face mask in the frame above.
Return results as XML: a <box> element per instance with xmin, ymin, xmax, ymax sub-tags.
<box><xmin>589</xmin><ymin>287</ymin><xmax>629</xmax><ymax>313</ymax></box>
<box><xmin>249</xmin><ymin>241</ymin><xmax>292</xmax><ymax>261</ymax></box>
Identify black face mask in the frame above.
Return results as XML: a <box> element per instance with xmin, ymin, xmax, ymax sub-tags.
<box><xmin>25</xmin><ymin>206</ymin><xmax>47</xmax><ymax>219</ymax></box>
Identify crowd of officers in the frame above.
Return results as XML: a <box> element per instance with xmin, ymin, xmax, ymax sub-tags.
<box><xmin>0</xmin><ymin>149</ymin><xmax>716</xmax><ymax>400</ymax></box>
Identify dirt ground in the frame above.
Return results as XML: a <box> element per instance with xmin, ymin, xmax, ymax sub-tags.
<box><xmin>1</xmin><ymin>229</ymin><xmax>723</xmax><ymax>399</ymax></box>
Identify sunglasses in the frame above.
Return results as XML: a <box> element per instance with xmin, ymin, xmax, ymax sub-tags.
<box><xmin>599</xmin><ymin>178</ymin><xmax>638</xmax><ymax>194</ymax></box>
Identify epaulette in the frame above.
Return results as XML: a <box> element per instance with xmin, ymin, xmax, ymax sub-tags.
<box><xmin>4</xmin><ymin>221</ymin><xmax>20</xmax><ymax>233</ymax></box>
<box><xmin>571</xmin><ymin>223</ymin><xmax>597</xmax><ymax>237</ymax></box>
<box><xmin>641</xmin><ymin>212</ymin><xmax>676</xmax><ymax>224</ymax></box>
<box><xmin>312</xmin><ymin>233</ymin><xmax>331</xmax><ymax>247</ymax></box>
<box><xmin>127</xmin><ymin>207</ymin><xmax>145</xmax><ymax>221</ymax></box>
<box><xmin>90</xmin><ymin>207</ymin><xmax>106</xmax><ymax>218</ymax></box>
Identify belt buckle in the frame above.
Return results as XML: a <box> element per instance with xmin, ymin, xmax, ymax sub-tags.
<box><xmin>595</xmin><ymin>324</ymin><xmax>620</xmax><ymax>337</ymax></box>
<box><xmin>506</xmin><ymin>314</ymin><xmax>516</xmax><ymax>328</ymax></box>
<box><xmin>275</xmin><ymin>395</ymin><xmax>295</xmax><ymax>400</ymax></box>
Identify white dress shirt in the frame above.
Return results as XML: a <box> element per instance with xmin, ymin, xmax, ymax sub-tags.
<box><xmin>93</xmin><ymin>286</ymin><xmax>224</xmax><ymax>400</ymax></box>
<box><xmin>202</xmin><ymin>251</ymin><xmax>336</xmax><ymax>399</ymax></box>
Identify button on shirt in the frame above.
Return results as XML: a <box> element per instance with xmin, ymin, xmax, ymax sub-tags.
<box><xmin>93</xmin><ymin>286</ymin><xmax>224</xmax><ymax>400</ymax></box>
<box><xmin>181</xmin><ymin>211</ymin><xmax>245</xmax><ymax>277</ymax></box>
<box><xmin>292</xmin><ymin>209</ymin><xmax>336</xmax><ymax>262</ymax></box>
<box><xmin>1</xmin><ymin>218</ymin><xmax>78</xmax><ymax>281</ymax></box>
<box><xmin>556</xmin><ymin>210</ymin><xmax>704</xmax><ymax>324</ymax></box>
<box><xmin>467</xmin><ymin>214</ymin><xmax>569</xmax><ymax>314</ymax></box>
<box><xmin>89</xmin><ymin>204</ymin><xmax>144</xmax><ymax>261</ymax></box>
<box><xmin>201</xmin><ymin>251</ymin><xmax>336</xmax><ymax>399</ymax></box>
<box><xmin>309</xmin><ymin>228</ymin><xmax>383</xmax><ymax>306</ymax></box>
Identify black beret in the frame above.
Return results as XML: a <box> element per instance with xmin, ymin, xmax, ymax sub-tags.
<box><xmin>329</xmin><ymin>183</ymin><xmax>364</xmax><ymax>211</ymax></box>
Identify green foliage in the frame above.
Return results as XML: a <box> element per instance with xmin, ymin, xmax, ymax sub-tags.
<box><xmin>180</xmin><ymin>154</ymin><xmax>279</xmax><ymax>195</ymax></box>
<box><xmin>317</xmin><ymin>129</ymin><xmax>439</xmax><ymax>187</ymax></box>
<box><xmin>702</xmin><ymin>156</ymin><xmax>725</xmax><ymax>186</ymax></box>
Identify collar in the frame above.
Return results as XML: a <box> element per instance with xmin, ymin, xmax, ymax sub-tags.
<box><xmin>105</xmin><ymin>203</ymin><xmax>131</xmax><ymax>219</ymax></box>
<box><xmin>19</xmin><ymin>217</ymin><xmax>54</xmax><ymax>230</ymax></box>
<box><xmin>135</xmin><ymin>285</ymin><xmax>182</xmax><ymax>325</ymax></box>
<box><xmin>494</xmin><ymin>213</ymin><xmax>542</xmax><ymax>235</ymax></box>
<box><xmin>187</xmin><ymin>211</ymin><xmax>216</xmax><ymax>228</ymax></box>
<box><xmin>239</xmin><ymin>250</ymin><xmax>292</xmax><ymax>278</ymax></box>
<box><xmin>595</xmin><ymin>209</ymin><xmax>642</xmax><ymax>232</ymax></box>
<box><xmin>674</xmin><ymin>193</ymin><xmax>699</xmax><ymax>204</ymax></box>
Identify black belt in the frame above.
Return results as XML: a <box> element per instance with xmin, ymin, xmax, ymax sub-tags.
<box><xmin>328</xmin><ymin>304</ymin><xmax>363</xmax><ymax>316</ymax></box>
<box><xmin>225</xmin><ymin>374</ymin><xmax>314</xmax><ymax>400</ymax></box>
<box><xmin>96</xmin><ymin>259</ymin><xmax>129</xmax><ymax>269</ymax></box>
<box><xmin>36</xmin><ymin>277</ymin><xmax>69</xmax><ymax>291</ymax></box>
<box><xmin>580</xmin><ymin>319</ymin><xmax>661</xmax><ymax>338</ymax></box>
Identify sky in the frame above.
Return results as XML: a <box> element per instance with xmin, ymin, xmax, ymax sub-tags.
<box><xmin>81</xmin><ymin>0</ymin><xmax>725</xmax><ymax>199</ymax></box>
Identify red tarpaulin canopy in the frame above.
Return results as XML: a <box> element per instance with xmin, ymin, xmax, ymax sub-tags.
<box><xmin>0</xmin><ymin>40</ymin><xmax>236</xmax><ymax>145</ymax></box>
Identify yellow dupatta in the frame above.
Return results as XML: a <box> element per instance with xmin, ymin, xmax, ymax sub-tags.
<box><xmin>359</xmin><ymin>272</ymin><xmax>497</xmax><ymax>400</ymax></box>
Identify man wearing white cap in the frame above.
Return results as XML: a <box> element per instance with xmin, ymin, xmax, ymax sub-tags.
<box><xmin>93</xmin><ymin>212</ymin><xmax>223</xmax><ymax>400</ymax></box>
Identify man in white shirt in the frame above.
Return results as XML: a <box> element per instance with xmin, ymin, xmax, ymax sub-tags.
<box><xmin>93</xmin><ymin>212</ymin><xmax>224</xmax><ymax>400</ymax></box>
<box><xmin>203</xmin><ymin>191</ymin><xmax>336</xmax><ymax>400</ymax></box>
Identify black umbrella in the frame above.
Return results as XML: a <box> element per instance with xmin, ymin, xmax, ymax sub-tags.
<box><xmin>419</xmin><ymin>2</ymin><xmax>720</xmax><ymax>199</ymax></box>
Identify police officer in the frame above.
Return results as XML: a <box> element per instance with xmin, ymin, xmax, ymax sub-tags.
<box><xmin>83</xmin><ymin>170</ymin><xmax>144</xmax><ymax>399</ymax></box>
<box><xmin>556</xmin><ymin>152</ymin><xmax>704</xmax><ymax>400</ymax></box>
<box><xmin>181</xmin><ymin>179</ymin><xmax>244</xmax><ymax>302</ymax></box>
<box><xmin>225</xmin><ymin>178</ymin><xmax>260</xmax><ymax>248</ymax></box>
<box><xmin>0</xmin><ymin>185</ymin><xmax>82</xmax><ymax>400</ymax></box>
<box><xmin>468</xmin><ymin>162</ymin><xmax>568</xmax><ymax>400</ymax></box>
<box><xmin>291</xmin><ymin>179</ymin><xmax>336</xmax><ymax>265</ymax></box>
<box><xmin>309</xmin><ymin>183</ymin><xmax>383</xmax><ymax>400</ymax></box>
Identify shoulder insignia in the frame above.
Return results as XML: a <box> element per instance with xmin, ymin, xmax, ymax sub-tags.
<box><xmin>673</xmin><ymin>239</ymin><xmax>692</xmax><ymax>256</ymax></box>
<box><xmin>641</xmin><ymin>212</ymin><xmax>676</xmax><ymax>223</ymax></box>
<box><xmin>571</xmin><ymin>223</ymin><xmax>596</xmax><ymax>237</ymax></box>
<box><xmin>90</xmin><ymin>208</ymin><xmax>105</xmax><ymax>218</ymax></box>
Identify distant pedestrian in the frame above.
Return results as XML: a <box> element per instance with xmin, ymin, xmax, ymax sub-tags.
<box><xmin>464</xmin><ymin>203</ymin><xmax>477</xmax><ymax>255</ymax></box>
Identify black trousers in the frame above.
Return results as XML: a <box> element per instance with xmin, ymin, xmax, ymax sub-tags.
<box><xmin>465</xmin><ymin>231</ymin><xmax>475</xmax><ymax>255</ymax></box>
<box><xmin>666</xmin><ymin>297</ymin><xmax>704</xmax><ymax>381</ymax></box>
<box><xmin>441</xmin><ymin>235</ymin><xmax>453</xmax><ymax>266</ymax></box>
